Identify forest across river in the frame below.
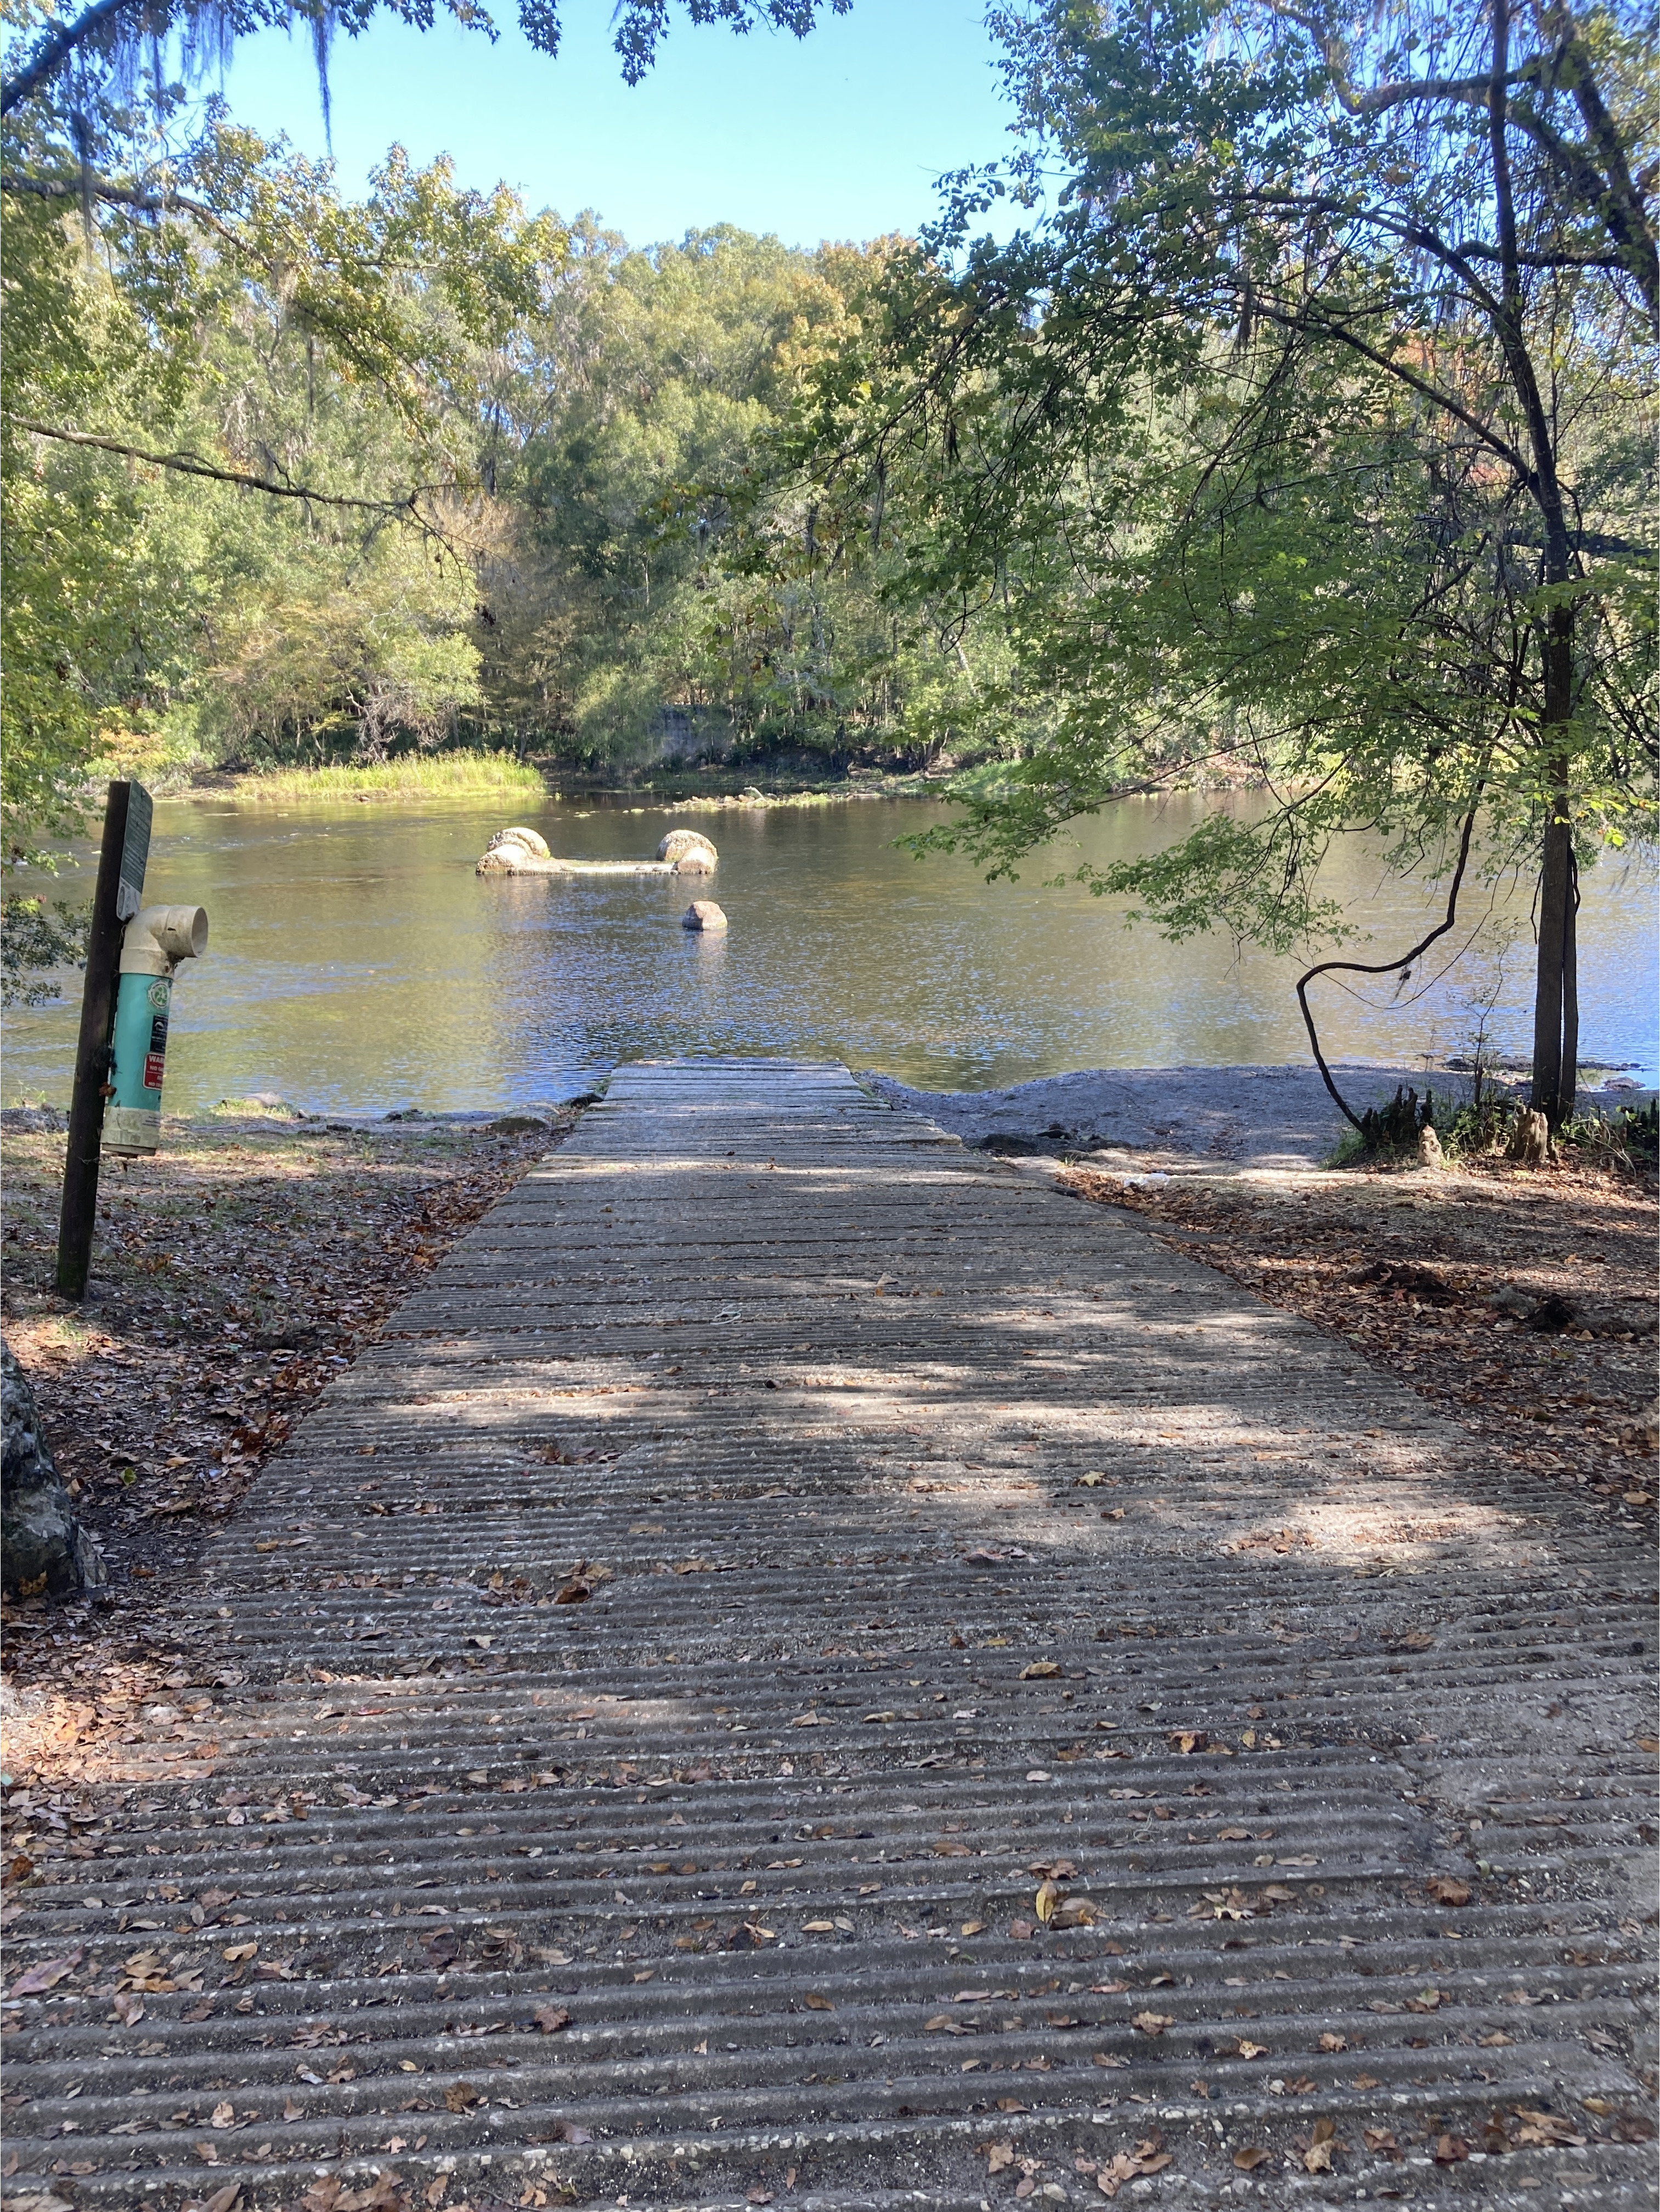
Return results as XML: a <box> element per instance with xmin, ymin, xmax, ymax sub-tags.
<box><xmin>4</xmin><ymin>789</ymin><xmax>1655</xmax><ymax>1114</ymax></box>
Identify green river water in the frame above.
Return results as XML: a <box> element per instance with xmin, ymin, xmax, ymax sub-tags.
<box><xmin>3</xmin><ymin>791</ymin><xmax>1653</xmax><ymax>1112</ymax></box>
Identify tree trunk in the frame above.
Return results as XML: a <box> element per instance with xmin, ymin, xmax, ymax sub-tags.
<box><xmin>1531</xmin><ymin>807</ymin><xmax>1574</xmax><ymax>1125</ymax></box>
<box><xmin>1529</xmin><ymin>605</ymin><xmax>1579</xmax><ymax>1130</ymax></box>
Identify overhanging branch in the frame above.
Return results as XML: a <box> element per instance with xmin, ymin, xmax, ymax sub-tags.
<box><xmin>3</xmin><ymin>413</ymin><xmax>442</xmax><ymax>522</ymax></box>
<box><xmin>2</xmin><ymin>0</ymin><xmax>142</xmax><ymax>113</ymax></box>
<box><xmin>1296</xmin><ymin>800</ymin><xmax>1483</xmax><ymax>1132</ymax></box>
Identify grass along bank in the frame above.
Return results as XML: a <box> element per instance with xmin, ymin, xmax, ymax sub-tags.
<box><xmin>211</xmin><ymin>751</ymin><xmax>548</xmax><ymax>804</ymax></box>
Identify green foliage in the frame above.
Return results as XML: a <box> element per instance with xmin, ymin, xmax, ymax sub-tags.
<box><xmin>776</xmin><ymin>0</ymin><xmax>1656</xmax><ymax>1098</ymax></box>
<box><xmin>0</xmin><ymin>893</ymin><xmax>87</xmax><ymax>1003</ymax></box>
<box><xmin>468</xmin><ymin>224</ymin><xmax>994</xmax><ymax>767</ymax></box>
<box><xmin>1561</xmin><ymin>1097</ymin><xmax>1659</xmax><ymax>1169</ymax></box>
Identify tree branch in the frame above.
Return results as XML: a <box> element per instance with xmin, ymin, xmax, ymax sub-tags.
<box><xmin>1297</xmin><ymin>800</ymin><xmax>1483</xmax><ymax>1132</ymax></box>
<box><xmin>2</xmin><ymin>0</ymin><xmax>142</xmax><ymax>114</ymax></box>
<box><xmin>1247</xmin><ymin>292</ymin><xmax>1540</xmax><ymax>491</ymax></box>
<box><xmin>2</xmin><ymin>413</ymin><xmax>438</xmax><ymax>520</ymax></box>
<box><xmin>1</xmin><ymin>169</ymin><xmax>248</xmax><ymax>251</ymax></box>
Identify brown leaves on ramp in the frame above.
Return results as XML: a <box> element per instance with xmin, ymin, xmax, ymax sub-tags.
<box><xmin>1088</xmin><ymin>2136</ymin><xmax>1173</xmax><ymax>2196</ymax></box>
<box><xmin>7</xmin><ymin>1948</ymin><xmax>83</xmax><ymax>1998</ymax></box>
<box><xmin>1301</xmin><ymin>2118</ymin><xmax>1342</xmax><ymax>2172</ymax></box>
<box><xmin>302</xmin><ymin>2176</ymin><xmax>408</xmax><ymax>2212</ymax></box>
<box><xmin>1425</xmin><ymin>1874</ymin><xmax>1472</xmax><ymax>1905</ymax></box>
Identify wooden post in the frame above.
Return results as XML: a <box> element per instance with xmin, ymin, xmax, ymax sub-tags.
<box><xmin>55</xmin><ymin>780</ymin><xmax>150</xmax><ymax>1300</ymax></box>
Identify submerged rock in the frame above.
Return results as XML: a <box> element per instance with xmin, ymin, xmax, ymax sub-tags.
<box><xmin>2</xmin><ymin>1340</ymin><xmax>106</xmax><ymax>1598</ymax></box>
<box><xmin>681</xmin><ymin>900</ymin><xmax>729</xmax><ymax>933</ymax></box>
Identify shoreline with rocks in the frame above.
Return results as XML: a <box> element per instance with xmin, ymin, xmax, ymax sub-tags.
<box><xmin>861</xmin><ymin>1060</ymin><xmax>1655</xmax><ymax>1173</ymax></box>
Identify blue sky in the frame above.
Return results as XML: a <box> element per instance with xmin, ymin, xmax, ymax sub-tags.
<box><xmin>218</xmin><ymin>1</ymin><xmax>1025</xmax><ymax>249</ymax></box>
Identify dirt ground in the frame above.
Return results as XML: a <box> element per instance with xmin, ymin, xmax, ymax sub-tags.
<box><xmin>1060</xmin><ymin>1150</ymin><xmax>1658</xmax><ymax>1534</ymax></box>
<box><xmin>0</xmin><ymin>1106</ymin><xmax>575</xmax><ymax>1729</ymax></box>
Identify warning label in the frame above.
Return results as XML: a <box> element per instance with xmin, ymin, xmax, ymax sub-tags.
<box><xmin>142</xmin><ymin>1052</ymin><xmax>166</xmax><ymax>1091</ymax></box>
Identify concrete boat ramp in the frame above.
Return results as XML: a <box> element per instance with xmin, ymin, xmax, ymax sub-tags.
<box><xmin>5</xmin><ymin>1059</ymin><xmax>1654</xmax><ymax>2209</ymax></box>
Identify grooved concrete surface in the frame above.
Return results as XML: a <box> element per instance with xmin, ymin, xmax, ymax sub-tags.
<box><xmin>6</xmin><ymin>1058</ymin><xmax>1656</xmax><ymax>2211</ymax></box>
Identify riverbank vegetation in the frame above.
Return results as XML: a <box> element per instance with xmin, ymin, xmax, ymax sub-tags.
<box><xmin>215</xmin><ymin>752</ymin><xmax>547</xmax><ymax>804</ymax></box>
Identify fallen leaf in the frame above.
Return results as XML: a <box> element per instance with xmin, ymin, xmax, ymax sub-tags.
<box><xmin>443</xmin><ymin>2082</ymin><xmax>482</xmax><ymax>2112</ymax></box>
<box><xmin>7</xmin><ymin>1948</ymin><xmax>84</xmax><ymax>1998</ymax></box>
<box><xmin>1035</xmin><ymin>1880</ymin><xmax>1060</xmax><ymax>1925</ymax></box>
<box><xmin>1234</xmin><ymin>2039</ymin><xmax>1268</xmax><ymax>2059</ymax></box>
<box><xmin>803</xmin><ymin>1994</ymin><xmax>834</xmax><ymax>2012</ymax></box>
<box><xmin>985</xmin><ymin>2142</ymin><xmax>1016</xmax><ymax>2173</ymax></box>
<box><xmin>1132</xmin><ymin>2011</ymin><xmax>1173</xmax><ymax>2036</ymax></box>
<box><xmin>1020</xmin><ymin>1660</ymin><xmax>1061</xmax><ymax>1679</ymax></box>
<box><xmin>532</xmin><ymin>2006</ymin><xmax>569</xmax><ymax>2034</ymax></box>
<box><xmin>1232</xmin><ymin>2147</ymin><xmax>1271</xmax><ymax>2171</ymax></box>
<box><xmin>221</xmin><ymin>1942</ymin><xmax>257</xmax><ymax>1963</ymax></box>
<box><xmin>210</xmin><ymin>2102</ymin><xmax>235</xmax><ymax>2130</ymax></box>
<box><xmin>1426</xmin><ymin>1876</ymin><xmax>1471</xmax><ymax>1906</ymax></box>
<box><xmin>1432</xmin><ymin>2134</ymin><xmax>1469</xmax><ymax>2164</ymax></box>
<box><xmin>1318</xmin><ymin>2032</ymin><xmax>1347</xmax><ymax>2051</ymax></box>
<box><xmin>1512</xmin><ymin>2108</ymin><xmax>1586</xmax><ymax>2148</ymax></box>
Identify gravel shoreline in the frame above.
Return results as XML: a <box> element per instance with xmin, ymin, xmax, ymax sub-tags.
<box><xmin>861</xmin><ymin>1060</ymin><xmax>1653</xmax><ymax>1171</ymax></box>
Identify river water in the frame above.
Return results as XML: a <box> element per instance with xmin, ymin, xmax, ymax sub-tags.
<box><xmin>3</xmin><ymin>792</ymin><xmax>1653</xmax><ymax>1111</ymax></box>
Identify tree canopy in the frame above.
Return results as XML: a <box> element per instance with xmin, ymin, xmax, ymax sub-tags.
<box><xmin>3</xmin><ymin>0</ymin><xmax>1652</xmax><ymax>1113</ymax></box>
<box><xmin>778</xmin><ymin>0</ymin><xmax>1657</xmax><ymax>1121</ymax></box>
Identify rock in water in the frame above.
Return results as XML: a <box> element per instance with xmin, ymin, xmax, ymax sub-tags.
<box><xmin>476</xmin><ymin>826</ymin><xmax>556</xmax><ymax>875</ymax></box>
<box><xmin>2</xmin><ymin>1340</ymin><xmax>106</xmax><ymax>1597</ymax></box>
<box><xmin>1417</xmin><ymin>1124</ymin><xmax>1444</xmax><ymax>1170</ymax></box>
<box><xmin>681</xmin><ymin>900</ymin><xmax>728</xmax><ymax>933</ymax></box>
<box><xmin>657</xmin><ymin>828</ymin><xmax>719</xmax><ymax>872</ymax></box>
